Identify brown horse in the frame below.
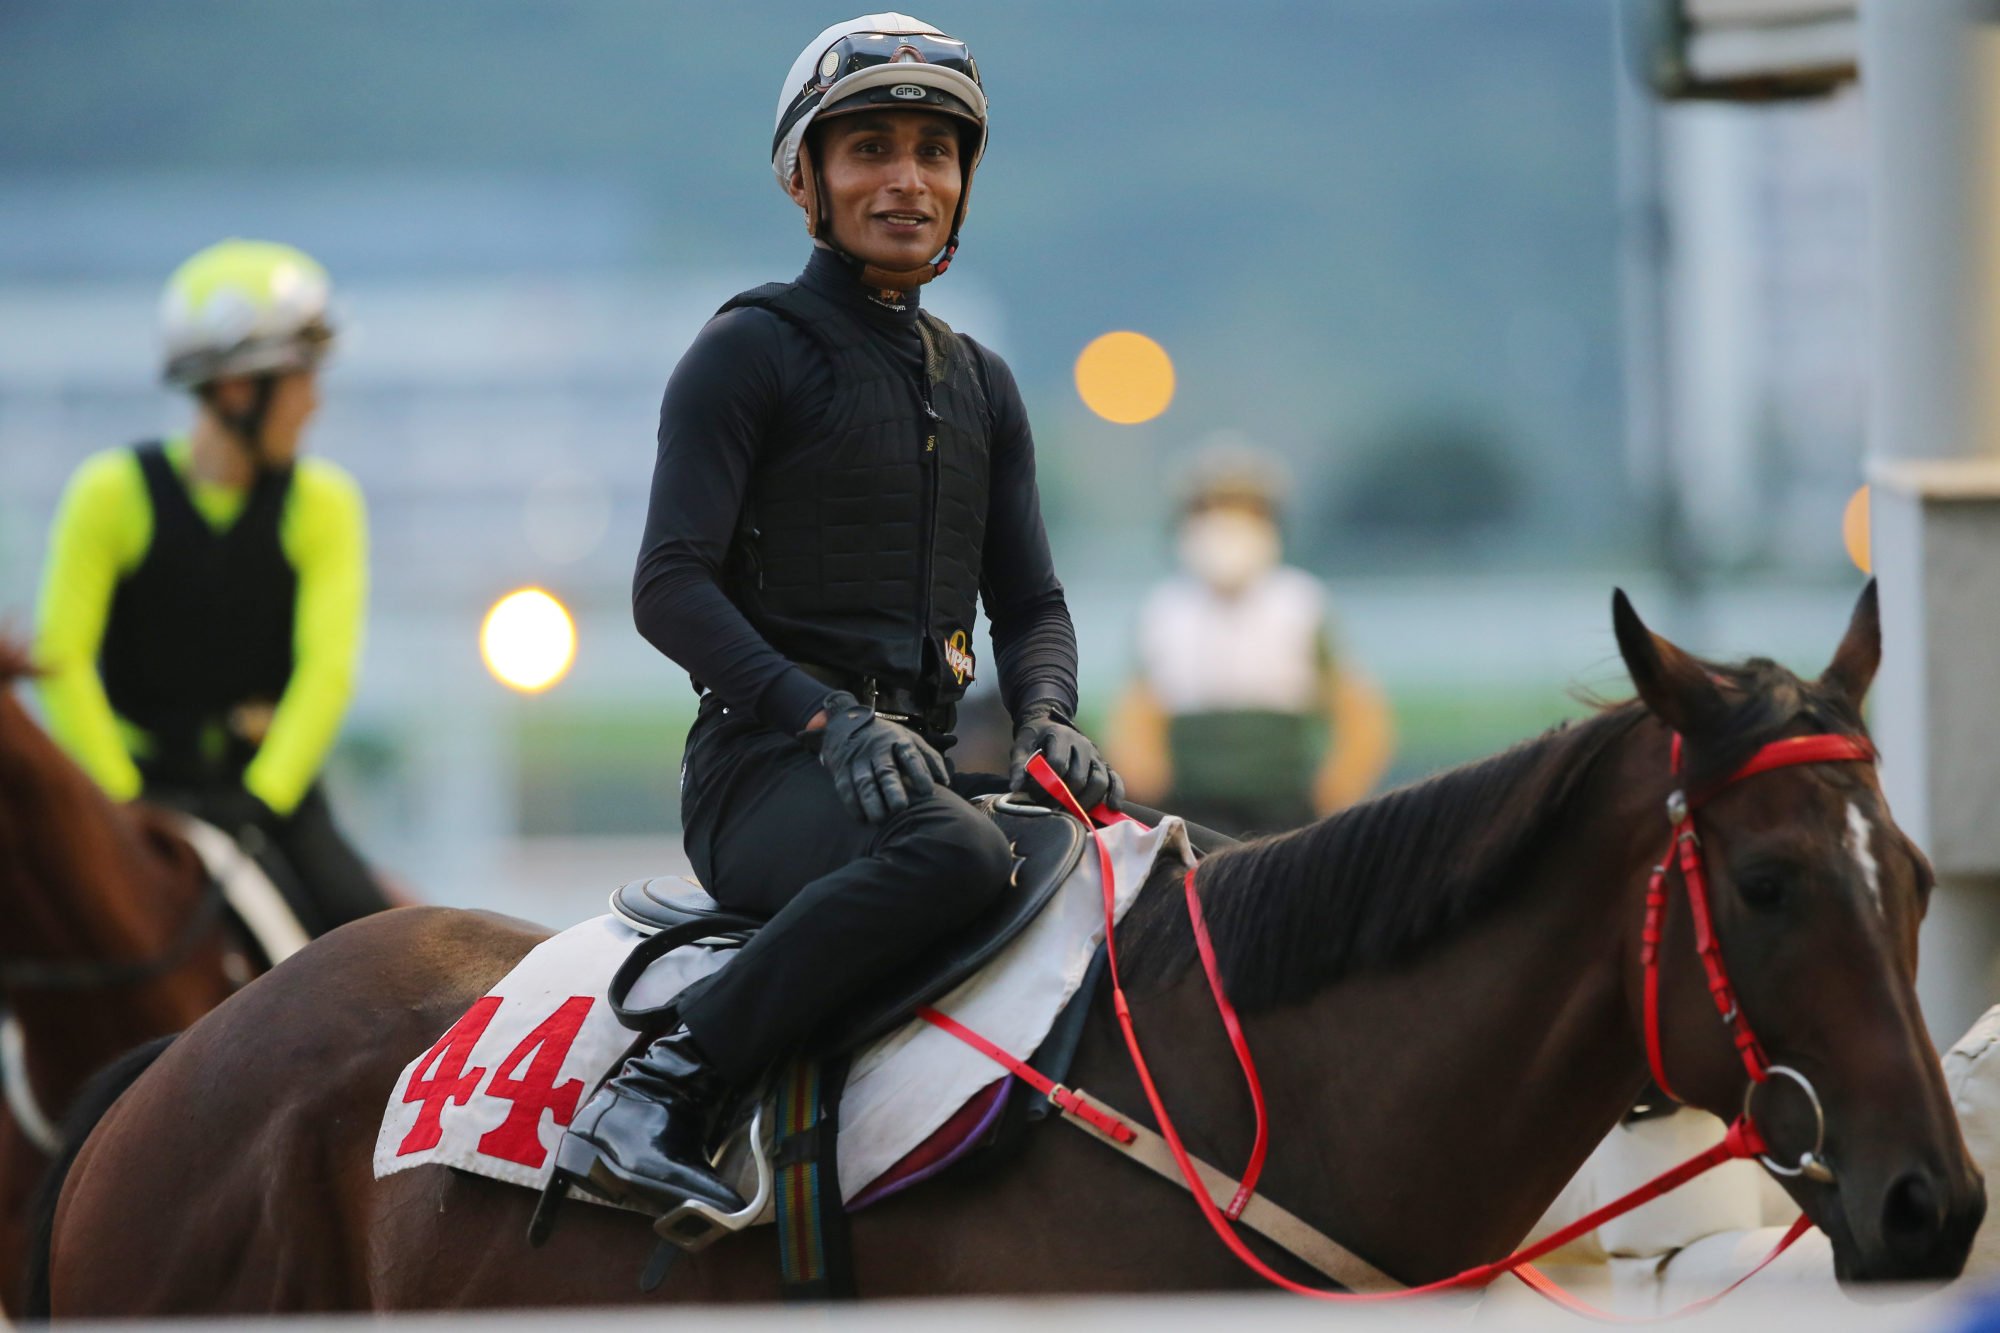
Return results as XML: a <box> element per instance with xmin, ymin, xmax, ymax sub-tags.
<box><xmin>0</xmin><ymin>641</ymin><xmax>252</xmax><ymax>1313</ymax></box>
<box><xmin>36</xmin><ymin>585</ymin><xmax>1984</xmax><ymax>1314</ymax></box>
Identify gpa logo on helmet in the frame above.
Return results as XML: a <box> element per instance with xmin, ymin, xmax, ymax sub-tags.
<box><xmin>890</xmin><ymin>84</ymin><xmax>929</xmax><ymax>100</ymax></box>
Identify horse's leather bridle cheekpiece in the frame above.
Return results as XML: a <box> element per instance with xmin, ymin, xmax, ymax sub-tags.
<box><xmin>1643</xmin><ymin>731</ymin><xmax>1875</xmax><ymax>1186</ymax></box>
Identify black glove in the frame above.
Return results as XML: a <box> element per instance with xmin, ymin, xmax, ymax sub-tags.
<box><xmin>146</xmin><ymin>784</ymin><xmax>274</xmax><ymax>824</ymax></box>
<box><xmin>1008</xmin><ymin>701</ymin><xmax>1123</xmax><ymax>813</ymax></box>
<box><xmin>801</xmin><ymin>690</ymin><xmax>950</xmax><ymax>824</ymax></box>
<box><xmin>210</xmin><ymin>786</ymin><xmax>282</xmax><ymax>837</ymax></box>
<box><xmin>151</xmin><ymin>785</ymin><xmax>282</xmax><ymax>842</ymax></box>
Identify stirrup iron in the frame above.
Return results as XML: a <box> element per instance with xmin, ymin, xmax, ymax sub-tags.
<box><xmin>652</xmin><ymin>1102</ymin><xmax>775</xmax><ymax>1252</ymax></box>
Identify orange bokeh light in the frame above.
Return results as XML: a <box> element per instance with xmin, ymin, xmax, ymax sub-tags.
<box><xmin>1842</xmin><ymin>485</ymin><xmax>1871</xmax><ymax>574</ymax></box>
<box><xmin>1074</xmin><ymin>331</ymin><xmax>1175</xmax><ymax>424</ymax></box>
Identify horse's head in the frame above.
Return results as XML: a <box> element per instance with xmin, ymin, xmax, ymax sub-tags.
<box><xmin>1613</xmin><ymin>582</ymin><xmax>1984</xmax><ymax>1283</ymax></box>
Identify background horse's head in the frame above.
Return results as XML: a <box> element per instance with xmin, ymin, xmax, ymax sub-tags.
<box><xmin>1614</xmin><ymin>582</ymin><xmax>1984</xmax><ymax>1283</ymax></box>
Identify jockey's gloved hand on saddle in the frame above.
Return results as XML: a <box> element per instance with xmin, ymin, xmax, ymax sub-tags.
<box><xmin>801</xmin><ymin>690</ymin><xmax>950</xmax><ymax>824</ymax></box>
<box><xmin>1009</xmin><ymin>701</ymin><xmax>1124</xmax><ymax>813</ymax></box>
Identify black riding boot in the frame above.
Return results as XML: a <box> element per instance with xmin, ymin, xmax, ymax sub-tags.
<box><xmin>556</xmin><ymin>1027</ymin><xmax>746</xmax><ymax>1218</ymax></box>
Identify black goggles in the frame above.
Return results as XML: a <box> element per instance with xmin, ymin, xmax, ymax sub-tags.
<box><xmin>776</xmin><ymin>31</ymin><xmax>981</xmax><ymax>153</ymax></box>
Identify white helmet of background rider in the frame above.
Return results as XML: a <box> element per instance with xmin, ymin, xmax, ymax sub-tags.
<box><xmin>772</xmin><ymin>13</ymin><xmax>989</xmax><ymax>290</ymax></box>
<box><xmin>159</xmin><ymin>238</ymin><xmax>335</xmax><ymax>389</ymax></box>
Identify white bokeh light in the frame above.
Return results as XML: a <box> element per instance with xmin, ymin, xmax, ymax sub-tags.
<box><xmin>480</xmin><ymin>587</ymin><xmax>576</xmax><ymax>693</ymax></box>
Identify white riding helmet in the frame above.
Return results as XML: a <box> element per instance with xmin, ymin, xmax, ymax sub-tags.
<box><xmin>160</xmin><ymin>238</ymin><xmax>335</xmax><ymax>388</ymax></box>
<box><xmin>772</xmin><ymin>13</ymin><xmax>988</xmax><ymax>288</ymax></box>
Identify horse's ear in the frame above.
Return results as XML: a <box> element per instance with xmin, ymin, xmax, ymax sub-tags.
<box><xmin>1612</xmin><ymin>588</ymin><xmax>1727</xmax><ymax>736</ymax></box>
<box><xmin>1820</xmin><ymin>578</ymin><xmax>1881</xmax><ymax>709</ymax></box>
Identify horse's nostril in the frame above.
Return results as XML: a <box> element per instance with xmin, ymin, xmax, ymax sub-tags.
<box><xmin>1883</xmin><ymin>1171</ymin><xmax>1941</xmax><ymax>1241</ymax></box>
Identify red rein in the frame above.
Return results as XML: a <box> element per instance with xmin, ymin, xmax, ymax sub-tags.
<box><xmin>933</xmin><ymin>738</ymin><xmax>1872</xmax><ymax>1315</ymax></box>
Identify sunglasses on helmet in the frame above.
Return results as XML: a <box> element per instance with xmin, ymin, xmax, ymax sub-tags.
<box><xmin>776</xmin><ymin>31</ymin><xmax>982</xmax><ymax>151</ymax></box>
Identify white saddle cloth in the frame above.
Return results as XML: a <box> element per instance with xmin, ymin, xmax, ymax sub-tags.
<box><xmin>371</xmin><ymin>813</ymin><xmax>1192</xmax><ymax>1207</ymax></box>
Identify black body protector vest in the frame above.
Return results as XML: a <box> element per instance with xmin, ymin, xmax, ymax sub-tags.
<box><xmin>719</xmin><ymin>281</ymin><xmax>993</xmax><ymax>706</ymax></box>
<box><xmin>98</xmin><ymin>443</ymin><xmax>298</xmax><ymax>785</ymax></box>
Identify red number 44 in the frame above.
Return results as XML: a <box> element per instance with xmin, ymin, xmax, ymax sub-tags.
<box><xmin>395</xmin><ymin>994</ymin><xmax>597</xmax><ymax>1166</ymax></box>
<box><xmin>396</xmin><ymin>996</ymin><xmax>502</xmax><ymax>1156</ymax></box>
<box><xmin>475</xmin><ymin>995</ymin><xmax>595</xmax><ymax>1168</ymax></box>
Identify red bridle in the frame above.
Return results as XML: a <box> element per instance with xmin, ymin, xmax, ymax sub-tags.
<box><xmin>1643</xmin><ymin>731</ymin><xmax>1876</xmax><ymax>1181</ymax></box>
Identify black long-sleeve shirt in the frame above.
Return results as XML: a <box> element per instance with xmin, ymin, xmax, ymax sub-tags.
<box><xmin>633</xmin><ymin>246</ymin><xmax>1079</xmax><ymax>738</ymax></box>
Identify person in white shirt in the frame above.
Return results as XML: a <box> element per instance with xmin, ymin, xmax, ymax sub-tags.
<box><xmin>1111</xmin><ymin>444</ymin><xmax>1394</xmax><ymax>838</ymax></box>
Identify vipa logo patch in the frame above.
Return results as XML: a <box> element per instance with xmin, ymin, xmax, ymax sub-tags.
<box><xmin>944</xmin><ymin>630</ymin><xmax>976</xmax><ymax>685</ymax></box>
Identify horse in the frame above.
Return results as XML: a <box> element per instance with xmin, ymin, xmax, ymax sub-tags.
<box><xmin>34</xmin><ymin>584</ymin><xmax>1983</xmax><ymax>1314</ymax></box>
<box><xmin>0</xmin><ymin>639</ymin><xmax>260</xmax><ymax>1312</ymax></box>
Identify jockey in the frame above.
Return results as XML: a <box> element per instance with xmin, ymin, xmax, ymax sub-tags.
<box><xmin>33</xmin><ymin>238</ymin><xmax>391</xmax><ymax>938</ymax></box>
<box><xmin>558</xmin><ymin>13</ymin><xmax>1122</xmax><ymax>1221</ymax></box>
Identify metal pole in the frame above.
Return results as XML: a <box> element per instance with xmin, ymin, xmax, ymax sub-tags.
<box><xmin>1613</xmin><ymin>5</ymin><xmax>1704</xmax><ymax>638</ymax></box>
<box><xmin>1861</xmin><ymin>0</ymin><xmax>2000</xmax><ymax>1045</ymax></box>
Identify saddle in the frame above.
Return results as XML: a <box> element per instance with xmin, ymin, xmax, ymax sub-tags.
<box><xmin>518</xmin><ymin>793</ymin><xmax>1130</xmax><ymax>1266</ymax></box>
<box><xmin>607</xmin><ymin>794</ymin><xmax>1088</xmax><ymax>1056</ymax></box>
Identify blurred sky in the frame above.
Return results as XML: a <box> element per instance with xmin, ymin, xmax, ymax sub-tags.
<box><xmin>0</xmin><ymin>0</ymin><xmax>1632</xmax><ymax>566</ymax></box>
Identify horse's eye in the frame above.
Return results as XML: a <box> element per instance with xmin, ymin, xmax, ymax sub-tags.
<box><xmin>1737</xmin><ymin>872</ymin><xmax>1786</xmax><ymax>911</ymax></box>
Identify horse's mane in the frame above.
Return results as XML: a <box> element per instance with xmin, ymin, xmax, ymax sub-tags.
<box><xmin>1120</xmin><ymin>655</ymin><xmax>1866</xmax><ymax>1012</ymax></box>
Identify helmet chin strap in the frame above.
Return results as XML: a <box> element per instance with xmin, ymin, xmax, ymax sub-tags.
<box><xmin>798</xmin><ymin>140</ymin><xmax>966</xmax><ymax>292</ymax></box>
<box><xmin>199</xmin><ymin>374</ymin><xmax>282</xmax><ymax>471</ymax></box>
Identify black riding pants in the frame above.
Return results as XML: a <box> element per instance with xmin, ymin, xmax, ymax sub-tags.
<box><xmin>260</xmin><ymin>784</ymin><xmax>395</xmax><ymax>935</ymax></box>
<box><xmin>152</xmin><ymin>782</ymin><xmax>394</xmax><ymax>940</ymax></box>
<box><xmin>672</xmin><ymin>701</ymin><xmax>1015</xmax><ymax>1086</ymax></box>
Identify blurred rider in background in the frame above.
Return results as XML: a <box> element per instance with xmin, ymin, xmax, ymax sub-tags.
<box><xmin>1110</xmin><ymin>443</ymin><xmax>1395</xmax><ymax>838</ymax></box>
<box><xmin>33</xmin><ymin>238</ymin><xmax>390</xmax><ymax>938</ymax></box>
